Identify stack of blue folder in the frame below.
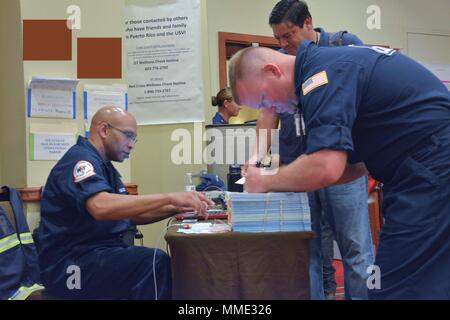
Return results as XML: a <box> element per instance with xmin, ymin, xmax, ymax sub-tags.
<box><xmin>226</xmin><ymin>192</ymin><xmax>311</xmax><ymax>232</ymax></box>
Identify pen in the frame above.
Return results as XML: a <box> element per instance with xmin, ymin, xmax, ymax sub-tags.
<box><xmin>249</xmin><ymin>160</ymin><xmax>271</xmax><ymax>168</ymax></box>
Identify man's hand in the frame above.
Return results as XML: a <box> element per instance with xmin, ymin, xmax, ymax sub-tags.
<box><xmin>243</xmin><ymin>154</ymin><xmax>259</xmax><ymax>177</ymax></box>
<box><xmin>169</xmin><ymin>192</ymin><xmax>214</xmax><ymax>219</ymax></box>
<box><xmin>247</xmin><ymin>106</ymin><xmax>280</xmax><ymax>174</ymax></box>
<box><xmin>174</xmin><ymin>206</ymin><xmax>195</xmax><ymax>214</ymax></box>
<box><xmin>243</xmin><ymin>165</ymin><xmax>269</xmax><ymax>193</ymax></box>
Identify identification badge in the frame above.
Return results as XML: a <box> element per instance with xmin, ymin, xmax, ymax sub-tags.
<box><xmin>294</xmin><ymin>113</ymin><xmax>301</xmax><ymax>137</ymax></box>
<box><xmin>301</xmin><ymin>115</ymin><xmax>306</xmax><ymax>135</ymax></box>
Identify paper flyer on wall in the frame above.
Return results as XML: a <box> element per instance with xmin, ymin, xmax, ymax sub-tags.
<box><xmin>29</xmin><ymin>133</ymin><xmax>76</xmax><ymax>161</ymax></box>
<box><xmin>28</xmin><ymin>77</ymin><xmax>79</xmax><ymax>119</ymax></box>
<box><xmin>84</xmin><ymin>84</ymin><xmax>128</xmax><ymax>130</ymax></box>
<box><xmin>29</xmin><ymin>122</ymin><xmax>77</xmax><ymax>161</ymax></box>
<box><xmin>125</xmin><ymin>0</ymin><xmax>205</xmax><ymax>125</ymax></box>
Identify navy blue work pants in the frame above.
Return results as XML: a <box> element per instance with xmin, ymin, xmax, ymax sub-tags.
<box><xmin>369</xmin><ymin>128</ymin><xmax>450</xmax><ymax>299</ymax></box>
<box><xmin>43</xmin><ymin>245</ymin><xmax>172</xmax><ymax>300</ymax></box>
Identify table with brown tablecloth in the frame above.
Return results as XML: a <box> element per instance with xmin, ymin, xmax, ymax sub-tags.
<box><xmin>165</xmin><ymin>222</ymin><xmax>314</xmax><ymax>300</ymax></box>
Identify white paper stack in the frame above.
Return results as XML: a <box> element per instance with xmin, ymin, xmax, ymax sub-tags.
<box><xmin>226</xmin><ymin>192</ymin><xmax>311</xmax><ymax>232</ymax></box>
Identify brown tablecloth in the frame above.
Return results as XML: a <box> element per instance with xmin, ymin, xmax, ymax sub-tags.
<box><xmin>165</xmin><ymin>222</ymin><xmax>314</xmax><ymax>300</ymax></box>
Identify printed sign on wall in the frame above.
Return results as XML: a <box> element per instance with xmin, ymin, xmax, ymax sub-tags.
<box><xmin>28</xmin><ymin>77</ymin><xmax>79</xmax><ymax>119</ymax></box>
<box><xmin>125</xmin><ymin>0</ymin><xmax>204</xmax><ymax>125</ymax></box>
<box><xmin>84</xmin><ymin>84</ymin><xmax>128</xmax><ymax>129</ymax></box>
<box><xmin>30</xmin><ymin>133</ymin><xmax>76</xmax><ymax>161</ymax></box>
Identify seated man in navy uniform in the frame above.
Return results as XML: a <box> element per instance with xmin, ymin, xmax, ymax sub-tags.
<box><xmin>38</xmin><ymin>106</ymin><xmax>212</xmax><ymax>300</ymax></box>
<box><xmin>229</xmin><ymin>44</ymin><xmax>450</xmax><ymax>299</ymax></box>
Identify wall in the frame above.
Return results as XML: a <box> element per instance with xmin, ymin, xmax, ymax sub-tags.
<box><xmin>0</xmin><ymin>0</ymin><xmax>27</xmax><ymax>189</ymax></box>
<box><xmin>206</xmin><ymin>0</ymin><xmax>280</xmax><ymax>124</ymax></box>
<box><xmin>306</xmin><ymin>0</ymin><xmax>450</xmax><ymax>49</ymax></box>
<box><xmin>20</xmin><ymin>0</ymin><xmax>131</xmax><ymax>188</ymax></box>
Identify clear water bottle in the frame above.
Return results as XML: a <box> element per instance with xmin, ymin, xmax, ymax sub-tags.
<box><xmin>185</xmin><ymin>172</ymin><xmax>196</xmax><ymax>191</ymax></box>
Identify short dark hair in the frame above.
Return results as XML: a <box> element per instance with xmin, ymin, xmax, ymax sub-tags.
<box><xmin>269</xmin><ymin>0</ymin><xmax>312</xmax><ymax>27</ymax></box>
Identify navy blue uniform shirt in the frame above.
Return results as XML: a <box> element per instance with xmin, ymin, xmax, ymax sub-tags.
<box><xmin>279</xmin><ymin>28</ymin><xmax>363</xmax><ymax>164</ymax></box>
<box><xmin>212</xmin><ymin>112</ymin><xmax>227</xmax><ymax>125</ymax></box>
<box><xmin>294</xmin><ymin>41</ymin><xmax>450</xmax><ymax>182</ymax></box>
<box><xmin>38</xmin><ymin>136</ymin><xmax>131</xmax><ymax>272</ymax></box>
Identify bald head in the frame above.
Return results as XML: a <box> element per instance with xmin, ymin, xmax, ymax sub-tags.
<box><xmin>229</xmin><ymin>46</ymin><xmax>296</xmax><ymax>106</ymax></box>
<box><xmin>228</xmin><ymin>47</ymin><xmax>297</xmax><ymax>112</ymax></box>
<box><xmin>89</xmin><ymin>106</ymin><xmax>137</xmax><ymax>162</ymax></box>
<box><xmin>90</xmin><ymin>106</ymin><xmax>135</xmax><ymax>132</ymax></box>
<box><xmin>229</xmin><ymin>47</ymin><xmax>273</xmax><ymax>104</ymax></box>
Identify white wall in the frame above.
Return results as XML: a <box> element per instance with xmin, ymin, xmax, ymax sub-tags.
<box><xmin>308</xmin><ymin>0</ymin><xmax>450</xmax><ymax>50</ymax></box>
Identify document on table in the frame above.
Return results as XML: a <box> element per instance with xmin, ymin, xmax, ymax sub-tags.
<box><xmin>176</xmin><ymin>222</ymin><xmax>231</xmax><ymax>234</ymax></box>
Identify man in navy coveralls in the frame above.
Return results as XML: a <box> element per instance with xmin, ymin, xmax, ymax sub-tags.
<box><xmin>229</xmin><ymin>43</ymin><xmax>450</xmax><ymax>299</ymax></box>
<box><xmin>38</xmin><ymin>106</ymin><xmax>212</xmax><ymax>299</ymax></box>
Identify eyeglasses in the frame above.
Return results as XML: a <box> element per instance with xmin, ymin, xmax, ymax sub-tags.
<box><xmin>107</xmin><ymin>123</ymin><xmax>138</xmax><ymax>143</ymax></box>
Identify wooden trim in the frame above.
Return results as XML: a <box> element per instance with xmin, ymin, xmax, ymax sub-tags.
<box><xmin>17</xmin><ymin>183</ymin><xmax>139</xmax><ymax>202</ymax></box>
<box><xmin>368</xmin><ymin>186</ymin><xmax>383</xmax><ymax>250</ymax></box>
<box><xmin>125</xmin><ymin>183</ymin><xmax>138</xmax><ymax>195</ymax></box>
<box><xmin>218</xmin><ymin>32</ymin><xmax>228</xmax><ymax>89</ymax></box>
<box><xmin>17</xmin><ymin>187</ymin><xmax>43</xmax><ymax>202</ymax></box>
<box><xmin>218</xmin><ymin>32</ymin><xmax>280</xmax><ymax>88</ymax></box>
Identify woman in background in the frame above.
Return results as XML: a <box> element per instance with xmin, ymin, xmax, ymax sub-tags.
<box><xmin>212</xmin><ymin>87</ymin><xmax>241</xmax><ymax>124</ymax></box>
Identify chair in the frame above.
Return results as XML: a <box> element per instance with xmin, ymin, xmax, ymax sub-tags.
<box><xmin>0</xmin><ymin>187</ymin><xmax>50</xmax><ymax>300</ymax></box>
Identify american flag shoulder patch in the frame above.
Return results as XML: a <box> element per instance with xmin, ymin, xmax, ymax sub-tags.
<box><xmin>302</xmin><ymin>71</ymin><xmax>329</xmax><ymax>96</ymax></box>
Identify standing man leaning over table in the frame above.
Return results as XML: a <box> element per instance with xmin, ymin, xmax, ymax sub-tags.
<box><xmin>254</xmin><ymin>0</ymin><xmax>374</xmax><ymax>299</ymax></box>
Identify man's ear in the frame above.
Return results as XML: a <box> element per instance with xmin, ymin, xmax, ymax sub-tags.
<box><xmin>98</xmin><ymin>122</ymin><xmax>108</xmax><ymax>139</ymax></box>
<box><xmin>303</xmin><ymin>17</ymin><xmax>313</xmax><ymax>31</ymax></box>
<box><xmin>263</xmin><ymin>63</ymin><xmax>282</xmax><ymax>78</ymax></box>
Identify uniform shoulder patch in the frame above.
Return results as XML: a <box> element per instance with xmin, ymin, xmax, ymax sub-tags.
<box><xmin>302</xmin><ymin>71</ymin><xmax>329</xmax><ymax>96</ymax></box>
<box><xmin>73</xmin><ymin>160</ymin><xmax>96</xmax><ymax>183</ymax></box>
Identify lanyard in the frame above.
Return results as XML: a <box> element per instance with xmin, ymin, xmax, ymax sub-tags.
<box><xmin>294</xmin><ymin>106</ymin><xmax>306</xmax><ymax>150</ymax></box>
